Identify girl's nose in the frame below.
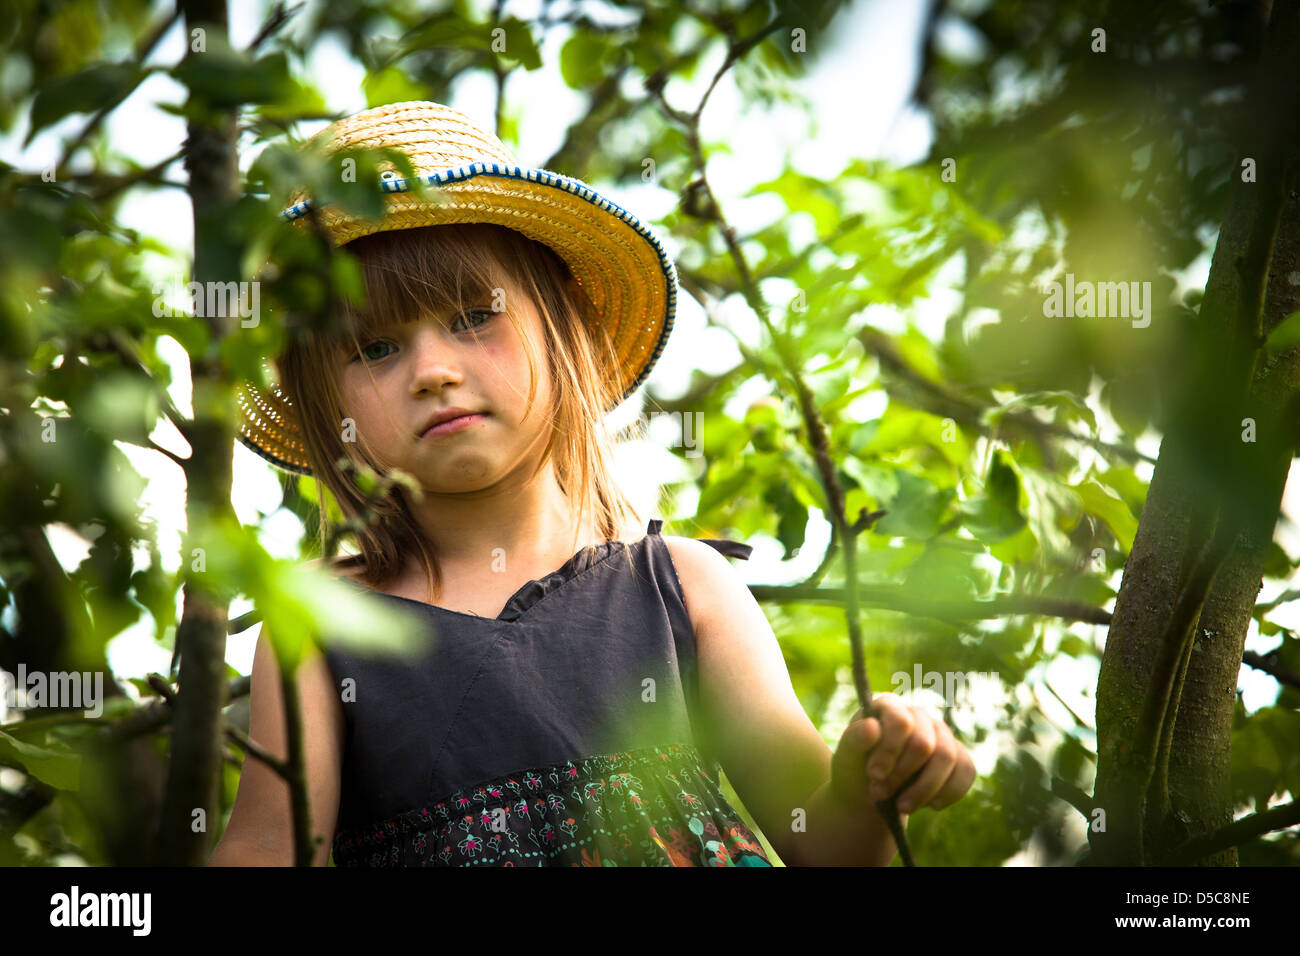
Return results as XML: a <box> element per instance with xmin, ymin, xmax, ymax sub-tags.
<box><xmin>408</xmin><ymin>325</ymin><xmax>463</xmax><ymax>393</ymax></box>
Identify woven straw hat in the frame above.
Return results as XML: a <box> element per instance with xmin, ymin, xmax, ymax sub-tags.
<box><xmin>235</xmin><ymin>100</ymin><xmax>678</xmax><ymax>476</ymax></box>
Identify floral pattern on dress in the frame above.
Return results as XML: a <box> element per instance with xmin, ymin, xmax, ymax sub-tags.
<box><xmin>332</xmin><ymin>743</ymin><xmax>773</xmax><ymax>867</ymax></box>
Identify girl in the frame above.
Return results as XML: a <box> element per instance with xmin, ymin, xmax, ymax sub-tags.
<box><xmin>211</xmin><ymin>101</ymin><xmax>975</xmax><ymax>867</ymax></box>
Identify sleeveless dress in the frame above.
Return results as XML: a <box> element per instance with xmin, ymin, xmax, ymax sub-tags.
<box><xmin>321</xmin><ymin>518</ymin><xmax>774</xmax><ymax>867</ymax></box>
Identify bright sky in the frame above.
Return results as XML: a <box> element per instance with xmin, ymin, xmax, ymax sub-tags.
<box><xmin>3</xmin><ymin>0</ymin><xmax>1295</xmax><ymax>856</ymax></box>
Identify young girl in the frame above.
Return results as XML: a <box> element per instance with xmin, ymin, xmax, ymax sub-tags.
<box><xmin>211</xmin><ymin>101</ymin><xmax>975</xmax><ymax>867</ymax></box>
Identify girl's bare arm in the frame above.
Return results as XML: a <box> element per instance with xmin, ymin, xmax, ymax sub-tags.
<box><xmin>208</xmin><ymin>629</ymin><xmax>345</xmax><ymax>866</ymax></box>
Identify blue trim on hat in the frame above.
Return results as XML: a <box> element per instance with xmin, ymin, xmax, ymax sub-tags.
<box><xmin>280</xmin><ymin>163</ymin><xmax>677</xmax><ymax>402</ymax></box>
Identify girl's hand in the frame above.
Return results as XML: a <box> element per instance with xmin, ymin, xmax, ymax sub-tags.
<box><xmin>828</xmin><ymin>693</ymin><xmax>976</xmax><ymax>815</ymax></box>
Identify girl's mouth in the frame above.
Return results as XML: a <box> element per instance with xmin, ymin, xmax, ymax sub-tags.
<box><xmin>421</xmin><ymin>413</ymin><xmax>486</xmax><ymax>439</ymax></box>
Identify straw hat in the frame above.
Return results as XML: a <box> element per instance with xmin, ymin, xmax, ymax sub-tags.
<box><xmin>235</xmin><ymin>100</ymin><xmax>678</xmax><ymax>476</ymax></box>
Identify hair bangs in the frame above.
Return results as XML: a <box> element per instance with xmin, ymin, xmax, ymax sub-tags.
<box><xmin>334</xmin><ymin>225</ymin><xmax>514</xmax><ymax>349</ymax></box>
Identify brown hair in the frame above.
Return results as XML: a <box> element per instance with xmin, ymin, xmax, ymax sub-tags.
<box><xmin>274</xmin><ymin>222</ymin><xmax>644</xmax><ymax>602</ymax></box>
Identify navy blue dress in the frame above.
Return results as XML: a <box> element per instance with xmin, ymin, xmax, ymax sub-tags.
<box><xmin>320</xmin><ymin>518</ymin><xmax>774</xmax><ymax>867</ymax></box>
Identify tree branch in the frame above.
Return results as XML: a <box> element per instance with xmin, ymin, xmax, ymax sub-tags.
<box><xmin>1</xmin><ymin>675</ymin><xmax>252</xmax><ymax>745</ymax></box>
<box><xmin>223</xmin><ymin>720</ymin><xmax>287</xmax><ymax>776</ymax></box>
<box><xmin>87</xmin><ymin>149</ymin><xmax>187</xmax><ymax>202</ymax></box>
<box><xmin>52</xmin><ymin>7</ymin><xmax>182</xmax><ymax>180</ymax></box>
<box><xmin>1050</xmin><ymin>776</ymin><xmax>1096</xmax><ymax>820</ymax></box>
<box><xmin>748</xmin><ymin>583</ymin><xmax>1113</xmax><ymax>625</ymax></box>
<box><xmin>1166</xmin><ymin>798</ymin><xmax>1300</xmax><ymax>865</ymax></box>
<box><xmin>1242</xmin><ymin>649</ymin><xmax>1300</xmax><ymax>690</ymax></box>
<box><xmin>247</xmin><ymin>0</ymin><xmax>304</xmax><ymax>53</ymax></box>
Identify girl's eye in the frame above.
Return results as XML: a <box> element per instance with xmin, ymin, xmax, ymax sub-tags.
<box><xmin>354</xmin><ymin>340</ymin><xmax>395</xmax><ymax>362</ymax></box>
<box><xmin>450</xmin><ymin>308</ymin><xmax>495</xmax><ymax>333</ymax></box>
<box><xmin>349</xmin><ymin>310</ymin><xmax>494</xmax><ymax>363</ymax></box>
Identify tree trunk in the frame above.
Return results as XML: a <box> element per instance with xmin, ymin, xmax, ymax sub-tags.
<box><xmin>1091</xmin><ymin>0</ymin><xmax>1300</xmax><ymax>866</ymax></box>
<box><xmin>154</xmin><ymin>0</ymin><xmax>240</xmax><ymax>866</ymax></box>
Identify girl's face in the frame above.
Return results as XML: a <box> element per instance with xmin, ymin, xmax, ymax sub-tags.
<box><xmin>335</xmin><ymin>274</ymin><xmax>553</xmax><ymax>494</ymax></box>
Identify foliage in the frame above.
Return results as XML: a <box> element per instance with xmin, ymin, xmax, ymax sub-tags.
<box><xmin>0</xmin><ymin>0</ymin><xmax>1296</xmax><ymax>867</ymax></box>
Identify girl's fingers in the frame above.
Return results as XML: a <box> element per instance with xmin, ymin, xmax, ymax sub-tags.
<box><xmin>862</xmin><ymin>693</ymin><xmax>915</xmax><ymax>785</ymax></box>
<box><xmin>926</xmin><ymin>740</ymin><xmax>978</xmax><ymax>811</ymax></box>
<box><xmin>872</xmin><ymin>709</ymin><xmax>937</xmax><ymax>801</ymax></box>
<box><xmin>893</xmin><ymin>732</ymin><xmax>958</xmax><ymax>812</ymax></box>
<box><xmin>835</xmin><ymin>697</ymin><xmax>977</xmax><ymax>813</ymax></box>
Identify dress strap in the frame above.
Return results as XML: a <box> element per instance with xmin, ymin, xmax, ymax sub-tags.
<box><xmin>644</xmin><ymin>518</ymin><xmax>752</xmax><ymax>561</ymax></box>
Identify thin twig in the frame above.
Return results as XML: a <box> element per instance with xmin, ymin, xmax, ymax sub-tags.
<box><xmin>223</xmin><ymin>721</ymin><xmax>288</xmax><ymax>776</ymax></box>
<box><xmin>247</xmin><ymin>1</ymin><xmax>305</xmax><ymax>53</ymax></box>
<box><xmin>651</xmin><ymin>14</ymin><xmax>917</xmax><ymax>866</ymax></box>
<box><xmin>87</xmin><ymin>149</ymin><xmax>187</xmax><ymax>201</ymax></box>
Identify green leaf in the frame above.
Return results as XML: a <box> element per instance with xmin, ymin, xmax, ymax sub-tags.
<box><xmin>841</xmin><ymin>455</ymin><xmax>898</xmax><ymax>505</ymax></box>
<box><xmin>149</xmin><ymin>311</ymin><xmax>212</xmax><ymax>361</ymax></box>
<box><xmin>26</xmin><ymin>63</ymin><xmax>144</xmax><ymax>146</ymax></box>
<box><xmin>986</xmin><ymin>390</ymin><xmax>1097</xmax><ymax>435</ymax></box>
<box><xmin>1265</xmin><ymin>309</ymin><xmax>1300</xmax><ymax>357</ymax></box>
<box><xmin>496</xmin><ymin>17</ymin><xmax>542</xmax><ymax>70</ymax></box>
<box><xmin>261</xmin><ymin>562</ymin><xmax>428</xmax><ymax>672</ymax></box>
<box><xmin>875</xmin><ymin>471</ymin><xmax>954</xmax><ymax>539</ymax></box>
<box><xmin>989</xmin><ymin>523</ymin><xmax>1039</xmax><ymax>564</ymax></box>
<box><xmin>1056</xmin><ymin>633</ymin><xmax>1093</xmax><ymax>658</ymax></box>
<box><xmin>172</xmin><ymin>43</ymin><xmax>293</xmax><ymax>108</ymax></box>
<box><xmin>81</xmin><ymin>371</ymin><xmax>160</xmax><ymax>445</ymax></box>
<box><xmin>847</xmin><ymin>420</ymin><xmax>880</xmax><ymax>455</ymax></box>
<box><xmin>698</xmin><ymin>464</ymin><xmax>753</xmax><ymax>517</ymax></box>
<box><xmin>809</xmin><ymin>368</ymin><xmax>850</xmax><ymax>407</ymax></box>
<box><xmin>822</xmin><ymin>384</ymin><xmax>873</xmax><ymax>417</ymax></box>
<box><xmin>785</xmin><ymin>454</ymin><xmax>827</xmax><ymax>511</ymax></box>
<box><xmin>132</xmin><ymin>549</ymin><xmax>177</xmax><ymax>645</ymax></box>
<box><xmin>562</xmin><ymin>31</ymin><xmax>610</xmax><ymax>86</ymax></box>
<box><xmin>1095</xmin><ymin>466</ymin><xmax>1147</xmax><ymax>514</ymax></box>
<box><xmin>331</xmin><ymin>252</ymin><xmax>366</xmax><ymax>307</ymax></box>
<box><xmin>1261</xmin><ymin>541</ymin><xmax>1296</xmax><ymax>578</ymax></box>
<box><xmin>255</xmin><ymin>76</ymin><xmax>328</xmax><ymax>122</ymax></box>
<box><xmin>1074</xmin><ymin>479</ymin><xmax>1139</xmax><ymax>553</ymax></box>
<box><xmin>765</xmin><ymin>482</ymin><xmax>808</xmax><ymax>558</ymax></box>
<box><xmin>1017</xmin><ymin>465</ymin><xmax>1083</xmax><ymax>560</ymax></box>
<box><xmin>0</xmin><ymin>731</ymin><xmax>80</xmax><ymax>790</ymax></box>
<box><xmin>960</xmin><ymin>451</ymin><xmax>1027</xmax><ymax>545</ymax></box>
<box><xmin>362</xmin><ymin>66</ymin><xmax>428</xmax><ymax>109</ymax></box>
